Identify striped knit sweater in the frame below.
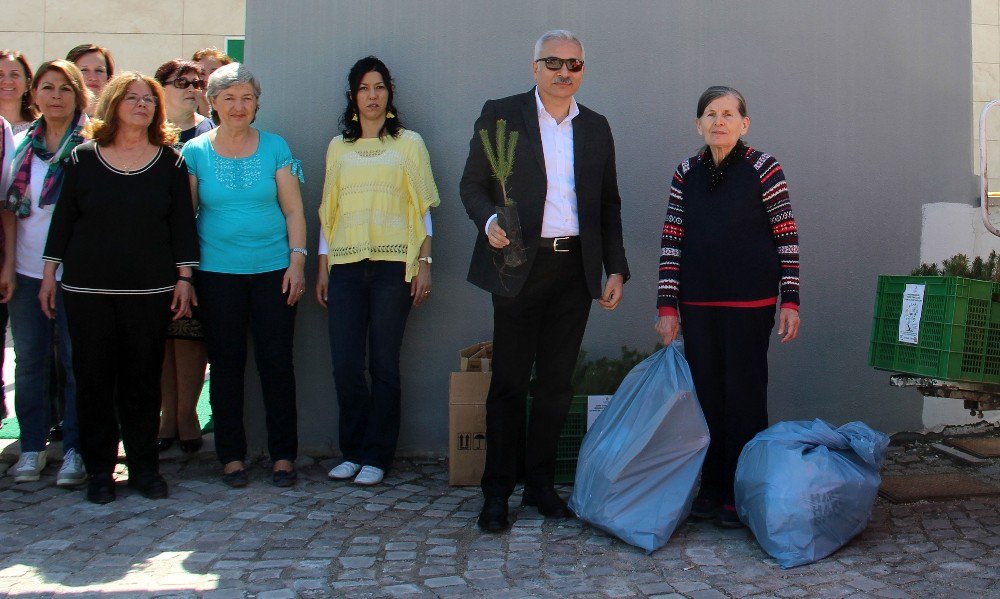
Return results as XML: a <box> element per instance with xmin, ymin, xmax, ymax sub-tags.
<box><xmin>657</xmin><ymin>144</ymin><xmax>799</xmax><ymax>316</ymax></box>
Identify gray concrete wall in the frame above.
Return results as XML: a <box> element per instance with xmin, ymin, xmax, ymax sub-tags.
<box><xmin>242</xmin><ymin>0</ymin><xmax>975</xmax><ymax>454</ymax></box>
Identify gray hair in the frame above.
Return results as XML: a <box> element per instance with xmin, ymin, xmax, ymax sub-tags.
<box><xmin>696</xmin><ymin>86</ymin><xmax>748</xmax><ymax>118</ymax></box>
<box><xmin>206</xmin><ymin>62</ymin><xmax>262</xmax><ymax>124</ymax></box>
<box><xmin>533</xmin><ymin>29</ymin><xmax>585</xmax><ymax>61</ymax></box>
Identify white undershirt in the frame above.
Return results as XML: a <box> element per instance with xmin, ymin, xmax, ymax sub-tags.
<box><xmin>15</xmin><ymin>153</ymin><xmax>62</xmax><ymax>280</ymax></box>
<box><xmin>318</xmin><ymin>211</ymin><xmax>432</xmax><ymax>255</ymax></box>
<box><xmin>485</xmin><ymin>88</ymin><xmax>580</xmax><ymax>237</ymax></box>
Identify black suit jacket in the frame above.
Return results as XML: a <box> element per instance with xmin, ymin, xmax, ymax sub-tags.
<box><xmin>460</xmin><ymin>89</ymin><xmax>629</xmax><ymax>298</ymax></box>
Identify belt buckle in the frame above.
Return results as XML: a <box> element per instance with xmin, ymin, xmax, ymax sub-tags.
<box><xmin>553</xmin><ymin>236</ymin><xmax>570</xmax><ymax>252</ymax></box>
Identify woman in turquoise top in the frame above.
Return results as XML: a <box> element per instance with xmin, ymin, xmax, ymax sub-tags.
<box><xmin>180</xmin><ymin>63</ymin><xmax>306</xmax><ymax>489</ymax></box>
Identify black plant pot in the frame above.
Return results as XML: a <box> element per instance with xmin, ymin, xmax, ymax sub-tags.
<box><xmin>496</xmin><ymin>204</ymin><xmax>527</xmax><ymax>267</ymax></box>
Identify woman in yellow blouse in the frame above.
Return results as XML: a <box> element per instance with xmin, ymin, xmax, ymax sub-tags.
<box><xmin>316</xmin><ymin>56</ymin><xmax>440</xmax><ymax>486</ymax></box>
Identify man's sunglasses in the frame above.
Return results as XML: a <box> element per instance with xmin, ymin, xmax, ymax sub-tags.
<box><xmin>535</xmin><ymin>57</ymin><xmax>584</xmax><ymax>72</ymax></box>
<box><xmin>166</xmin><ymin>78</ymin><xmax>206</xmax><ymax>90</ymax></box>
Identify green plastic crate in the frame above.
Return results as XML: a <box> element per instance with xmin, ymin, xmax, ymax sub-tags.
<box><xmin>868</xmin><ymin>275</ymin><xmax>1000</xmax><ymax>383</ymax></box>
<box><xmin>526</xmin><ymin>395</ymin><xmax>588</xmax><ymax>484</ymax></box>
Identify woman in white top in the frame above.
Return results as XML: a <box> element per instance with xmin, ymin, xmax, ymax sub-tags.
<box><xmin>0</xmin><ymin>59</ymin><xmax>90</xmax><ymax>488</ymax></box>
<box><xmin>0</xmin><ymin>50</ymin><xmax>38</xmax><ymax>135</ymax></box>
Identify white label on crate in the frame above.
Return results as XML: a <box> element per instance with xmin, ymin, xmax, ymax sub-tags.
<box><xmin>587</xmin><ymin>395</ymin><xmax>612</xmax><ymax>430</ymax></box>
<box><xmin>898</xmin><ymin>283</ymin><xmax>925</xmax><ymax>344</ymax></box>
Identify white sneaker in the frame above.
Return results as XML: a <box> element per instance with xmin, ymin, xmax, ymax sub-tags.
<box><xmin>56</xmin><ymin>449</ymin><xmax>87</xmax><ymax>487</ymax></box>
<box><xmin>353</xmin><ymin>465</ymin><xmax>384</xmax><ymax>486</ymax></box>
<box><xmin>328</xmin><ymin>461</ymin><xmax>360</xmax><ymax>480</ymax></box>
<box><xmin>12</xmin><ymin>451</ymin><xmax>47</xmax><ymax>482</ymax></box>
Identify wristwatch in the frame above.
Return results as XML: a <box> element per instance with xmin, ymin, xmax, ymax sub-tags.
<box><xmin>418</xmin><ymin>256</ymin><xmax>432</xmax><ymax>264</ymax></box>
<box><xmin>290</xmin><ymin>247</ymin><xmax>308</xmax><ymax>257</ymax></box>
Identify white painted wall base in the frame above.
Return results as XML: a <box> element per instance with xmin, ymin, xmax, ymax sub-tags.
<box><xmin>919</xmin><ymin>202</ymin><xmax>1000</xmax><ymax>429</ymax></box>
<box><xmin>921</xmin><ymin>398</ymin><xmax>1000</xmax><ymax>432</ymax></box>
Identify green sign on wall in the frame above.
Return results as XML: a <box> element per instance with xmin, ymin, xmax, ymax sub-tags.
<box><xmin>225</xmin><ymin>38</ymin><xmax>245</xmax><ymax>63</ymax></box>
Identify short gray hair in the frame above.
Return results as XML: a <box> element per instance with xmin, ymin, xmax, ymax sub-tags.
<box><xmin>206</xmin><ymin>62</ymin><xmax>262</xmax><ymax>124</ymax></box>
<box><xmin>533</xmin><ymin>29</ymin><xmax>585</xmax><ymax>61</ymax></box>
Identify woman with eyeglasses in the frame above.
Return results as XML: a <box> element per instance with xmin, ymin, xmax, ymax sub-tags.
<box><xmin>151</xmin><ymin>59</ymin><xmax>215</xmax><ymax>456</ymax></box>
<box><xmin>181</xmin><ymin>63</ymin><xmax>306</xmax><ymax>489</ymax></box>
<box><xmin>317</xmin><ymin>56</ymin><xmax>440</xmax><ymax>486</ymax></box>
<box><xmin>0</xmin><ymin>60</ymin><xmax>90</xmax><ymax>488</ymax></box>
<box><xmin>65</xmin><ymin>45</ymin><xmax>114</xmax><ymax>117</ymax></box>
<box><xmin>655</xmin><ymin>86</ymin><xmax>800</xmax><ymax>528</ymax></box>
<box><xmin>41</xmin><ymin>72</ymin><xmax>199</xmax><ymax>504</ymax></box>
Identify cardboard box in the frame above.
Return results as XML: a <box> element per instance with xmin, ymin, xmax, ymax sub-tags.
<box><xmin>459</xmin><ymin>342</ymin><xmax>493</xmax><ymax>372</ymax></box>
<box><xmin>448</xmin><ymin>371</ymin><xmax>492</xmax><ymax>485</ymax></box>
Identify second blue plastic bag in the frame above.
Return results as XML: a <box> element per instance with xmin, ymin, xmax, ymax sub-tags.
<box><xmin>568</xmin><ymin>343</ymin><xmax>710</xmax><ymax>553</ymax></box>
<box><xmin>735</xmin><ymin>419</ymin><xmax>890</xmax><ymax>568</ymax></box>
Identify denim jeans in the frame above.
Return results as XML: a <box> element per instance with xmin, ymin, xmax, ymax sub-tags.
<box><xmin>8</xmin><ymin>274</ymin><xmax>78</xmax><ymax>452</ymax></box>
<box><xmin>196</xmin><ymin>269</ymin><xmax>298</xmax><ymax>465</ymax></box>
<box><xmin>327</xmin><ymin>260</ymin><xmax>412</xmax><ymax>470</ymax></box>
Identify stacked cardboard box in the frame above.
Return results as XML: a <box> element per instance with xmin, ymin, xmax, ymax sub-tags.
<box><xmin>449</xmin><ymin>343</ymin><xmax>492</xmax><ymax>485</ymax></box>
<box><xmin>448</xmin><ymin>342</ymin><xmax>614</xmax><ymax>486</ymax></box>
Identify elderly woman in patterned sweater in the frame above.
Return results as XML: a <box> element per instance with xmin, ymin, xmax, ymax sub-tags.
<box><xmin>655</xmin><ymin>86</ymin><xmax>800</xmax><ymax>529</ymax></box>
<box><xmin>316</xmin><ymin>56</ymin><xmax>440</xmax><ymax>487</ymax></box>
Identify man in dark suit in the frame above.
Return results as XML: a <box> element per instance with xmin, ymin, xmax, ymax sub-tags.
<box><xmin>460</xmin><ymin>29</ymin><xmax>629</xmax><ymax>533</ymax></box>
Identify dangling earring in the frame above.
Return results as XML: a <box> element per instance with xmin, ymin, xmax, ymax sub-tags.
<box><xmin>351</xmin><ymin>112</ymin><xmax>358</xmax><ymax>122</ymax></box>
<box><xmin>386</xmin><ymin>111</ymin><xmax>395</xmax><ymax>119</ymax></box>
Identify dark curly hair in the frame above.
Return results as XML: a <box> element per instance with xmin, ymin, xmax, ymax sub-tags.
<box><xmin>341</xmin><ymin>56</ymin><xmax>401</xmax><ymax>142</ymax></box>
<box><xmin>153</xmin><ymin>59</ymin><xmax>203</xmax><ymax>87</ymax></box>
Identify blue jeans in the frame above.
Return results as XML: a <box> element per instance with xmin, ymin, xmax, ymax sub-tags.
<box><xmin>327</xmin><ymin>260</ymin><xmax>412</xmax><ymax>470</ymax></box>
<box><xmin>8</xmin><ymin>274</ymin><xmax>78</xmax><ymax>452</ymax></box>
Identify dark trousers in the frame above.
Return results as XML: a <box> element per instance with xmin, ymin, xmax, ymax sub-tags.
<box><xmin>64</xmin><ymin>291</ymin><xmax>172</xmax><ymax>477</ymax></box>
<box><xmin>197</xmin><ymin>269</ymin><xmax>298</xmax><ymax>465</ymax></box>
<box><xmin>0</xmin><ymin>303</ymin><xmax>7</xmax><ymax>418</ymax></box>
<box><xmin>327</xmin><ymin>260</ymin><xmax>412</xmax><ymax>470</ymax></box>
<box><xmin>481</xmin><ymin>247</ymin><xmax>592</xmax><ymax>498</ymax></box>
<box><xmin>680</xmin><ymin>304</ymin><xmax>775</xmax><ymax>505</ymax></box>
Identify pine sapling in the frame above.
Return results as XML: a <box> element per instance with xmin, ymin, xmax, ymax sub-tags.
<box><xmin>478</xmin><ymin>119</ymin><xmax>520</xmax><ymax>206</ymax></box>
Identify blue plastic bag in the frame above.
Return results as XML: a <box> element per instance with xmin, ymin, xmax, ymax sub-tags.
<box><xmin>735</xmin><ymin>419</ymin><xmax>890</xmax><ymax>568</ymax></box>
<box><xmin>568</xmin><ymin>343</ymin><xmax>710</xmax><ymax>553</ymax></box>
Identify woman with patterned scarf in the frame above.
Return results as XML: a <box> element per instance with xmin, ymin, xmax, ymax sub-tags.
<box><xmin>0</xmin><ymin>59</ymin><xmax>89</xmax><ymax>488</ymax></box>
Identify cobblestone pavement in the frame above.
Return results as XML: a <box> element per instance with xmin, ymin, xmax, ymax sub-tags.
<box><xmin>0</xmin><ymin>433</ymin><xmax>997</xmax><ymax>598</ymax></box>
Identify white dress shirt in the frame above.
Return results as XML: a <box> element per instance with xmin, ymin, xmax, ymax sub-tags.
<box><xmin>485</xmin><ymin>88</ymin><xmax>580</xmax><ymax>237</ymax></box>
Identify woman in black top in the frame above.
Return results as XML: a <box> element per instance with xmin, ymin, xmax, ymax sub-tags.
<box><xmin>41</xmin><ymin>72</ymin><xmax>199</xmax><ymax>504</ymax></box>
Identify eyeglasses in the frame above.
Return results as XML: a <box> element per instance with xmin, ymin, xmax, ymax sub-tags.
<box><xmin>165</xmin><ymin>78</ymin><xmax>205</xmax><ymax>90</ymax></box>
<box><xmin>535</xmin><ymin>57</ymin><xmax>584</xmax><ymax>72</ymax></box>
<box><xmin>123</xmin><ymin>94</ymin><xmax>158</xmax><ymax>106</ymax></box>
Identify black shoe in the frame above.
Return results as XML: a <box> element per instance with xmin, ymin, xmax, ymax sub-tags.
<box><xmin>690</xmin><ymin>497</ymin><xmax>719</xmax><ymax>520</ymax></box>
<box><xmin>86</xmin><ymin>474</ymin><xmax>116</xmax><ymax>504</ymax></box>
<box><xmin>178</xmin><ymin>437</ymin><xmax>203</xmax><ymax>454</ymax></box>
<box><xmin>128</xmin><ymin>472</ymin><xmax>169</xmax><ymax>499</ymax></box>
<box><xmin>521</xmin><ymin>486</ymin><xmax>573</xmax><ymax>519</ymax></box>
<box><xmin>222</xmin><ymin>469</ymin><xmax>248</xmax><ymax>488</ymax></box>
<box><xmin>272</xmin><ymin>468</ymin><xmax>297</xmax><ymax>488</ymax></box>
<box><xmin>715</xmin><ymin>504</ymin><xmax>745</xmax><ymax>529</ymax></box>
<box><xmin>48</xmin><ymin>423</ymin><xmax>64</xmax><ymax>442</ymax></box>
<box><xmin>477</xmin><ymin>496</ymin><xmax>510</xmax><ymax>533</ymax></box>
<box><xmin>156</xmin><ymin>437</ymin><xmax>176</xmax><ymax>453</ymax></box>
